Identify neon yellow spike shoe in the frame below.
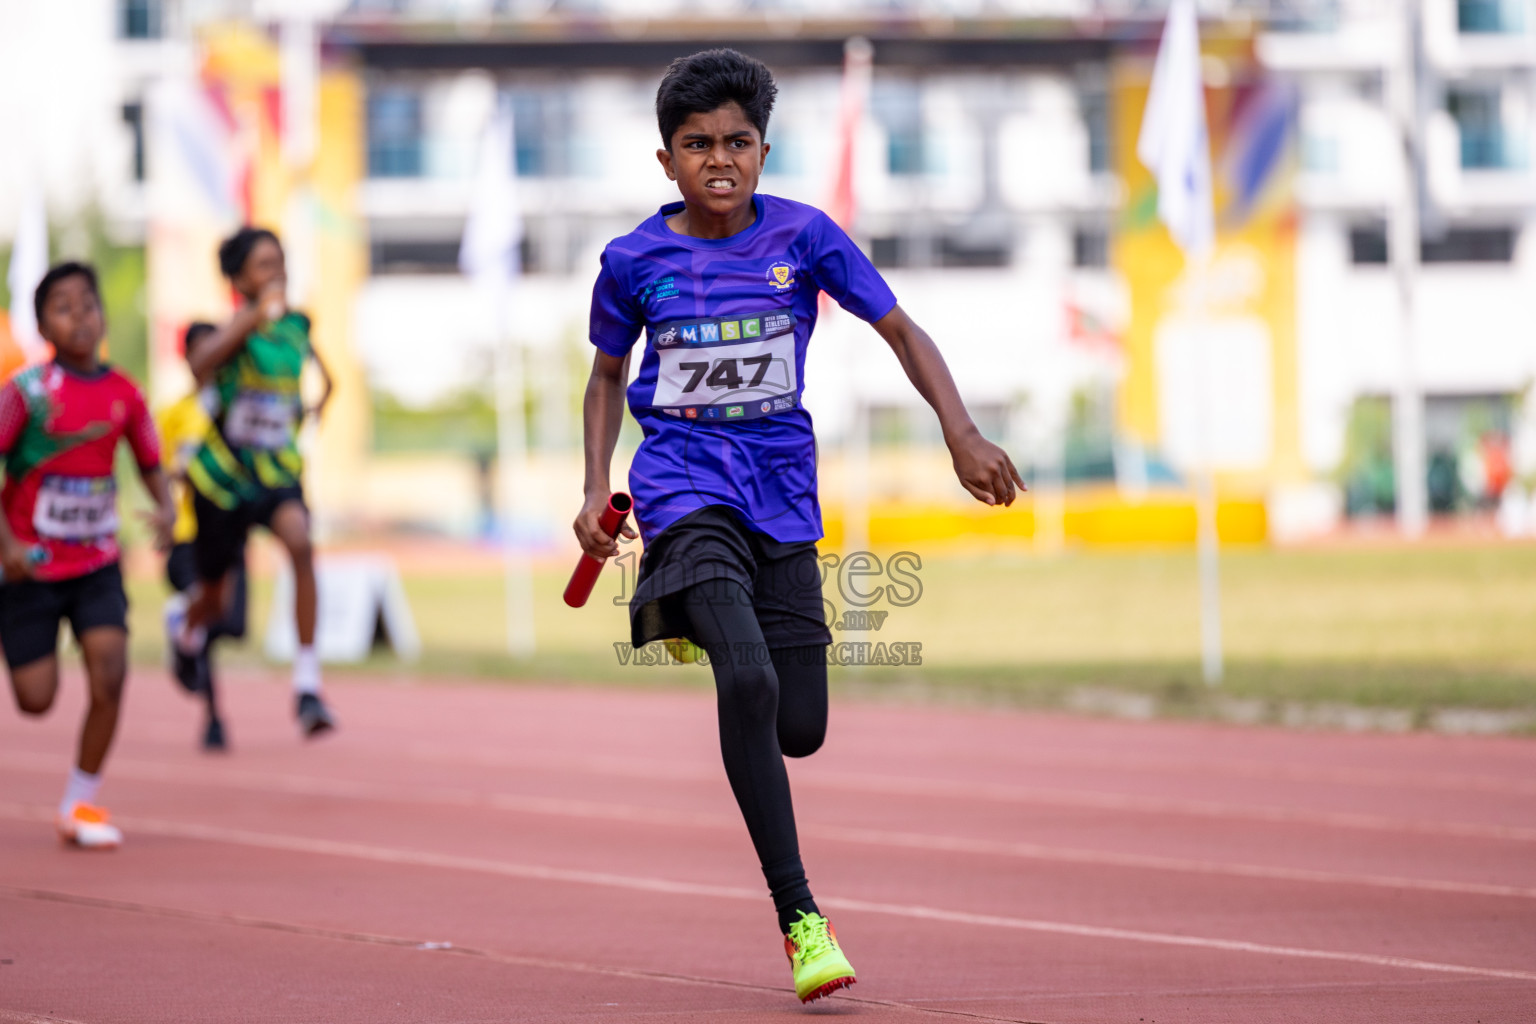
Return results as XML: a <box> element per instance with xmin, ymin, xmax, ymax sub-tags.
<box><xmin>784</xmin><ymin>911</ymin><xmax>856</xmax><ymax>1003</ymax></box>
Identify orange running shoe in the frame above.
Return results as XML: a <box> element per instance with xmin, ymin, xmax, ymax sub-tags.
<box><xmin>56</xmin><ymin>803</ymin><xmax>122</xmax><ymax>850</ymax></box>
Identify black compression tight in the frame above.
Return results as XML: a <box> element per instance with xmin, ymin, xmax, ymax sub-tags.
<box><xmin>681</xmin><ymin>581</ymin><xmax>828</xmax><ymax>934</ymax></box>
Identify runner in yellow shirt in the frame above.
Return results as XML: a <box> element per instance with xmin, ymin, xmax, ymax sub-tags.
<box><xmin>159</xmin><ymin>323</ymin><xmax>248</xmax><ymax>751</ymax></box>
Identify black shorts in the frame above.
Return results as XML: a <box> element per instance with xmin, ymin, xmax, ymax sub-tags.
<box><xmin>166</xmin><ymin>542</ymin><xmax>249</xmax><ymax>641</ymax></box>
<box><xmin>192</xmin><ymin>484</ymin><xmax>304</xmax><ymax>582</ymax></box>
<box><xmin>0</xmin><ymin>563</ymin><xmax>129</xmax><ymax>669</ymax></box>
<box><xmin>630</xmin><ymin>505</ymin><xmax>833</xmax><ymax>650</ymax></box>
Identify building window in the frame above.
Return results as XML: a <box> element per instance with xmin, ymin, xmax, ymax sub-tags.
<box><xmin>1447</xmin><ymin>86</ymin><xmax>1528</xmax><ymax>169</ymax></box>
<box><xmin>1347</xmin><ymin>223</ymin><xmax>1516</xmax><ymax>264</ymax></box>
<box><xmin>370</xmin><ymin>240</ymin><xmax>462</xmax><ymax>275</ymax></box>
<box><xmin>1459</xmin><ymin>0</ymin><xmax>1527</xmax><ymax>33</ymax></box>
<box><xmin>872</xmin><ymin>80</ymin><xmax>926</xmax><ymax>177</ymax></box>
<box><xmin>370</xmin><ymin>237</ymin><xmax>539</xmax><ymax>275</ymax></box>
<box><xmin>870</xmin><ymin>236</ymin><xmax>902</xmax><ymax>269</ymax></box>
<box><xmin>1073</xmin><ymin>225</ymin><xmax>1110</xmax><ymax>268</ymax></box>
<box><xmin>1301</xmin><ymin>133</ymin><xmax>1340</xmax><ymax>173</ymax></box>
<box><xmin>1265</xmin><ymin>0</ymin><xmax>1343</xmax><ymax>32</ymax></box>
<box><xmin>1421</xmin><ymin>227</ymin><xmax>1516</xmax><ymax>263</ymax></box>
<box><xmin>121</xmin><ymin>102</ymin><xmax>146</xmax><ymax>183</ymax></box>
<box><xmin>1081</xmin><ymin>88</ymin><xmax>1110</xmax><ymax>174</ymax></box>
<box><xmin>937</xmin><ymin>237</ymin><xmax>1011</xmax><ymax>269</ymax></box>
<box><xmin>367</xmin><ymin>88</ymin><xmax>424</xmax><ymax>178</ymax></box>
<box><xmin>120</xmin><ymin>0</ymin><xmax>162</xmax><ymax>39</ymax></box>
<box><xmin>1348</xmin><ymin>222</ymin><xmax>1389</xmax><ymax>264</ymax></box>
<box><xmin>763</xmin><ymin>131</ymin><xmax>804</xmax><ymax>177</ymax></box>
<box><xmin>509</xmin><ymin>87</ymin><xmax>573</xmax><ymax>178</ymax></box>
<box><xmin>867</xmin><ymin>233</ymin><xmax>1010</xmax><ymax>269</ymax></box>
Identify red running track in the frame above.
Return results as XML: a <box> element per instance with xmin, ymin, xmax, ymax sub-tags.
<box><xmin>2</xmin><ymin>670</ymin><xmax>1535</xmax><ymax>1023</ymax></box>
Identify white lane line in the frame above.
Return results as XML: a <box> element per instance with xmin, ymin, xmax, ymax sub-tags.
<box><xmin>400</xmin><ymin>742</ymin><xmax>1536</xmax><ymax>843</ymax></box>
<box><xmin>819</xmin><ymin>895</ymin><xmax>1536</xmax><ymax>986</ymax></box>
<box><xmin>402</xmin><ymin>736</ymin><xmax>1536</xmax><ymax>799</ymax></box>
<box><xmin>2</xmin><ymin>803</ymin><xmax>1533</xmax><ymax>986</ymax></box>
<box><xmin>12</xmin><ymin>729</ymin><xmax>1536</xmax><ymax>842</ymax></box>
<box><xmin>0</xmin><ymin>886</ymin><xmax>1039</xmax><ymax>1023</ymax></box>
<box><xmin>2</xmin><ymin>752</ymin><xmax>1532</xmax><ymax>902</ymax></box>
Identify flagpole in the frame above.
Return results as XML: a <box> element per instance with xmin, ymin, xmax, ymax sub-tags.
<box><xmin>1192</xmin><ymin>259</ymin><xmax>1223</xmax><ymax>686</ymax></box>
<box><xmin>495</xmin><ymin>285</ymin><xmax>536</xmax><ymax>659</ymax></box>
<box><xmin>461</xmin><ymin>95</ymin><xmax>534</xmax><ymax>659</ymax></box>
<box><xmin>1389</xmin><ymin>0</ymin><xmax>1428</xmax><ymax>538</ymax></box>
<box><xmin>1136</xmin><ymin>0</ymin><xmax>1223</xmax><ymax>685</ymax></box>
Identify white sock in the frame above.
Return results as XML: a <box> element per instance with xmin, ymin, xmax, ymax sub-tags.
<box><xmin>175</xmin><ymin>621</ymin><xmax>207</xmax><ymax>657</ymax></box>
<box><xmin>293</xmin><ymin>644</ymin><xmax>321</xmax><ymax>696</ymax></box>
<box><xmin>60</xmin><ymin>766</ymin><xmax>102</xmax><ymax>816</ymax></box>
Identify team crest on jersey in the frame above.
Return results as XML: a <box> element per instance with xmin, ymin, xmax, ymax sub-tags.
<box><xmin>766</xmin><ymin>262</ymin><xmax>796</xmax><ymax>292</ymax></box>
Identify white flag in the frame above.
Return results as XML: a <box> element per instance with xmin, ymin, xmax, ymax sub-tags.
<box><xmin>459</xmin><ymin>98</ymin><xmax>522</xmax><ymax>288</ymax></box>
<box><xmin>1136</xmin><ymin>0</ymin><xmax>1214</xmax><ymax>257</ymax></box>
<box><xmin>7</xmin><ymin>189</ymin><xmax>48</xmax><ymax>356</ymax></box>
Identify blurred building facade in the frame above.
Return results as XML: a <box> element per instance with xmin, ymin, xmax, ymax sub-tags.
<box><xmin>3</xmin><ymin>0</ymin><xmax>1536</xmax><ymax>540</ymax></box>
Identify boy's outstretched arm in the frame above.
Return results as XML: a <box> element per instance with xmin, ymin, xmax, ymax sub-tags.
<box><xmin>872</xmin><ymin>305</ymin><xmax>1026</xmax><ymax>507</ymax></box>
<box><xmin>574</xmin><ymin>350</ymin><xmax>637</xmax><ymax>558</ymax></box>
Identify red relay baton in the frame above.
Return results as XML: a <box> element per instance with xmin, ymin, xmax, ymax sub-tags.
<box><xmin>564</xmin><ymin>492</ymin><xmax>633</xmax><ymax>608</ymax></box>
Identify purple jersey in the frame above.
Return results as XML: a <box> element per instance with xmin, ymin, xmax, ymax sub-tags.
<box><xmin>590</xmin><ymin>194</ymin><xmax>898</xmax><ymax>544</ymax></box>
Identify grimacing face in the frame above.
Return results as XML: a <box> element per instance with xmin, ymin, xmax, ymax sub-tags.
<box><xmin>658</xmin><ymin>102</ymin><xmax>768</xmax><ymax>229</ymax></box>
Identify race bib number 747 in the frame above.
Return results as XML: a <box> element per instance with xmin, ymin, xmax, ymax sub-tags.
<box><xmin>650</xmin><ymin>310</ymin><xmax>798</xmax><ymax>422</ymax></box>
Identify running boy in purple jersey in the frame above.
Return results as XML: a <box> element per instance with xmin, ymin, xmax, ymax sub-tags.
<box><xmin>574</xmin><ymin>49</ymin><xmax>1023</xmax><ymax>1003</ymax></box>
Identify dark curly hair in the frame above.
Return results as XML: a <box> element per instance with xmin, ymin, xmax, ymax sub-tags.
<box><xmin>33</xmin><ymin>262</ymin><xmax>100</xmax><ymax>325</ymax></box>
<box><xmin>655</xmin><ymin>48</ymin><xmax>778</xmax><ymax>150</ymax></box>
<box><xmin>217</xmin><ymin>226</ymin><xmax>281</xmax><ymax>279</ymax></box>
<box><xmin>182</xmin><ymin>320</ymin><xmax>217</xmax><ymax>357</ymax></box>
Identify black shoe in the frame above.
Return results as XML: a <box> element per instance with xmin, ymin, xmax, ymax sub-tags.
<box><xmin>202</xmin><ymin>716</ymin><xmax>228</xmax><ymax>752</ymax></box>
<box><xmin>295</xmin><ymin>693</ymin><xmax>335</xmax><ymax>739</ymax></box>
<box><xmin>172</xmin><ymin>646</ymin><xmax>201</xmax><ymax>694</ymax></box>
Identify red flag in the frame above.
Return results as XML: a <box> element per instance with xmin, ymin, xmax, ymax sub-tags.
<box><xmin>826</xmin><ymin>38</ymin><xmax>872</xmax><ymax>232</ymax></box>
<box><xmin>1064</xmin><ymin>301</ymin><xmax>1122</xmax><ymax>354</ymax></box>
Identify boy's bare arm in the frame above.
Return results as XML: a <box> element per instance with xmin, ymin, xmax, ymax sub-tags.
<box><xmin>871</xmin><ymin>304</ymin><xmax>1025</xmax><ymax>507</ymax></box>
<box><xmin>574</xmin><ymin>350</ymin><xmax>636</xmax><ymax>558</ymax></box>
<box><xmin>308</xmin><ymin>344</ymin><xmax>335</xmax><ymax>419</ymax></box>
<box><xmin>189</xmin><ymin>280</ymin><xmax>287</xmax><ymax>385</ymax></box>
<box><xmin>137</xmin><ymin>464</ymin><xmax>177</xmax><ymax>552</ymax></box>
<box><xmin>0</xmin><ymin>490</ymin><xmax>28</xmax><ymax>578</ymax></box>
<box><xmin>189</xmin><ymin>302</ymin><xmax>264</xmax><ymax>386</ymax></box>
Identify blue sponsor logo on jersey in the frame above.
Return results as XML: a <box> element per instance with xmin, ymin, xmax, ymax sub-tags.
<box><xmin>680</xmin><ymin>325</ymin><xmax>697</xmax><ymax>343</ymax></box>
<box><xmin>700</xmin><ymin>322</ymin><xmax>720</xmax><ymax>342</ymax></box>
